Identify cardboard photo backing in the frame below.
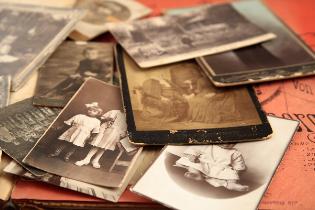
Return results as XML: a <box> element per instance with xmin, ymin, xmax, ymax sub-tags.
<box><xmin>116</xmin><ymin>45</ymin><xmax>273</xmax><ymax>145</ymax></box>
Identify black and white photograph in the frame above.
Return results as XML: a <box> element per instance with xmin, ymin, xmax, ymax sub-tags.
<box><xmin>71</xmin><ymin>0</ymin><xmax>151</xmax><ymax>41</ymax></box>
<box><xmin>24</xmin><ymin>79</ymin><xmax>142</xmax><ymax>188</ymax></box>
<box><xmin>33</xmin><ymin>41</ymin><xmax>114</xmax><ymax>107</ymax></box>
<box><xmin>132</xmin><ymin>116</ymin><xmax>299</xmax><ymax>210</ymax></box>
<box><xmin>0</xmin><ymin>3</ymin><xmax>81</xmax><ymax>91</ymax></box>
<box><xmin>0</xmin><ymin>75</ymin><xmax>10</xmax><ymax>108</ymax></box>
<box><xmin>0</xmin><ymin>99</ymin><xmax>60</xmax><ymax>176</ymax></box>
<box><xmin>196</xmin><ymin>1</ymin><xmax>315</xmax><ymax>86</ymax></box>
<box><xmin>117</xmin><ymin>46</ymin><xmax>272</xmax><ymax>144</ymax></box>
<box><xmin>110</xmin><ymin>3</ymin><xmax>275</xmax><ymax>68</ymax></box>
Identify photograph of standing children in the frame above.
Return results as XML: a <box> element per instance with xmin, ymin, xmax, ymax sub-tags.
<box><xmin>47</xmin><ymin>102</ymin><xmax>103</xmax><ymax>162</ymax></box>
<box><xmin>24</xmin><ymin>78</ymin><xmax>142</xmax><ymax>188</ymax></box>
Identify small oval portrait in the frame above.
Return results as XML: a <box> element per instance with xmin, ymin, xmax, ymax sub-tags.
<box><xmin>165</xmin><ymin>144</ymin><xmax>273</xmax><ymax>199</ymax></box>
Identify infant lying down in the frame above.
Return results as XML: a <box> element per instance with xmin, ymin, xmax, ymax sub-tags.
<box><xmin>175</xmin><ymin>144</ymin><xmax>249</xmax><ymax>192</ymax></box>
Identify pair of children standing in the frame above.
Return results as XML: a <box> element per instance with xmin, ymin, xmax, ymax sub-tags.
<box><xmin>48</xmin><ymin>102</ymin><xmax>126</xmax><ymax>169</ymax></box>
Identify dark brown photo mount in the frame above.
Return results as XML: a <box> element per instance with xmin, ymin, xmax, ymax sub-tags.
<box><xmin>116</xmin><ymin>45</ymin><xmax>273</xmax><ymax>145</ymax></box>
<box><xmin>197</xmin><ymin>55</ymin><xmax>315</xmax><ymax>87</ymax></box>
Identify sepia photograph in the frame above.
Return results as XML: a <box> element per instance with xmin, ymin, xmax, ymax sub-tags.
<box><xmin>0</xmin><ymin>98</ymin><xmax>60</xmax><ymax>176</ymax></box>
<box><xmin>71</xmin><ymin>0</ymin><xmax>151</xmax><ymax>41</ymax></box>
<box><xmin>132</xmin><ymin>116</ymin><xmax>299</xmax><ymax>210</ymax></box>
<box><xmin>33</xmin><ymin>41</ymin><xmax>114</xmax><ymax>107</ymax></box>
<box><xmin>110</xmin><ymin>3</ymin><xmax>275</xmax><ymax>68</ymax></box>
<box><xmin>24</xmin><ymin>79</ymin><xmax>142</xmax><ymax>188</ymax></box>
<box><xmin>0</xmin><ymin>3</ymin><xmax>81</xmax><ymax>91</ymax></box>
<box><xmin>117</xmin><ymin>46</ymin><xmax>272</xmax><ymax>144</ymax></box>
<box><xmin>0</xmin><ymin>75</ymin><xmax>10</xmax><ymax>108</ymax></box>
<box><xmin>196</xmin><ymin>1</ymin><xmax>315</xmax><ymax>86</ymax></box>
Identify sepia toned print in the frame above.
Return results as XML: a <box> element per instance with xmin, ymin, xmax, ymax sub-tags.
<box><xmin>70</xmin><ymin>0</ymin><xmax>151</xmax><ymax>41</ymax></box>
<box><xmin>110</xmin><ymin>3</ymin><xmax>275</xmax><ymax>68</ymax></box>
<box><xmin>0</xmin><ymin>99</ymin><xmax>60</xmax><ymax>176</ymax></box>
<box><xmin>24</xmin><ymin>79</ymin><xmax>142</xmax><ymax>188</ymax></box>
<box><xmin>123</xmin><ymin>52</ymin><xmax>261</xmax><ymax>130</ymax></box>
<box><xmin>33</xmin><ymin>41</ymin><xmax>114</xmax><ymax>107</ymax></box>
<box><xmin>132</xmin><ymin>116</ymin><xmax>299</xmax><ymax>210</ymax></box>
<box><xmin>117</xmin><ymin>45</ymin><xmax>272</xmax><ymax>144</ymax></box>
<box><xmin>0</xmin><ymin>75</ymin><xmax>10</xmax><ymax>108</ymax></box>
<box><xmin>195</xmin><ymin>1</ymin><xmax>315</xmax><ymax>86</ymax></box>
<box><xmin>0</xmin><ymin>4</ymin><xmax>81</xmax><ymax>91</ymax></box>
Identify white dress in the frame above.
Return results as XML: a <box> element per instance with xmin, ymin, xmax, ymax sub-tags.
<box><xmin>90</xmin><ymin>110</ymin><xmax>127</xmax><ymax>150</ymax></box>
<box><xmin>58</xmin><ymin>114</ymin><xmax>101</xmax><ymax>147</ymax></box>
<box><xmin>180</xmin><ymin>145</ymin><xmax>246</xmax><ymax>181</ymax></box>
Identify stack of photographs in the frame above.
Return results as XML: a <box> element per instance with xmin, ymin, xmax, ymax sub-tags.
<box><xmin>194</xmin><ymin>1</ymin><xmax>315</xmax><ymax>86</ymax></box>
<box><xmin>1</xmin><ymin>0</ymin><xmax>311</xmax><ymax>209</ymax></box>
<box><xmin>0</xmin><ymin>3</ymin><xmax>82</xmax><ymax>91</ymax></box>
<box><xmin>0</xmin><ymin>79</ymin><xmax>147</xmax><ymax>202</ymax></box>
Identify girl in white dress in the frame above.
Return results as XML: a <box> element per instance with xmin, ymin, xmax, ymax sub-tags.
<box><xmin>75</xmin><ymin>110</ymin><xmax>127</xmax><ymax>168</ymax></box>
<box><xmin>48</xmin><ymin>102</ymin><xmax>102</xmax><ymax>161</ymax></box>
<box><xmin>176</xmin><ymin>144</ymin><xmax>249</xmax><ymax>192</ymax></box>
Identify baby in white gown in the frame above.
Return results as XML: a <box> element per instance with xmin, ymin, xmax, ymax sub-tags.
<box><xmin>175</xmin><ymin>144</ymin><xmax>249</xmax><ymax>192</ymax></box>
